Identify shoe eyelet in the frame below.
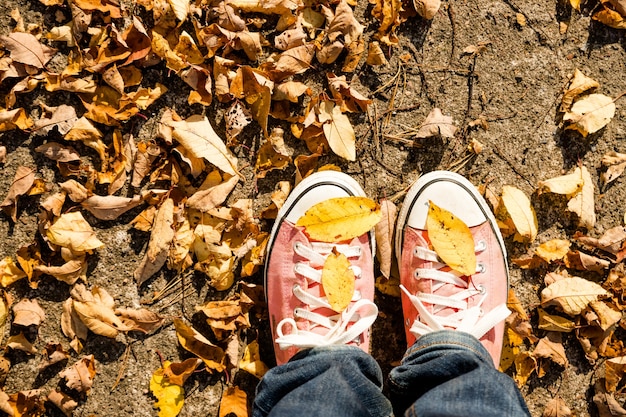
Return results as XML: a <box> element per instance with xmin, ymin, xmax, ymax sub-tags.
<box><xmin>412</xmin><ymin>247</ymin><xmax>420</xmax><ymax>257</ymax></box>
<box><xmin>293</xmin><ymin>242</ymin><xmax>301</xmax><ymax>251</ymax></box>
<box><xmin>292</xmin><ymin>284</ymin><xmax>300</xmax><ymax>293</ymax></box>
<box><xmin>413</xmin><ymin>270</ymin><xmax>420</xmax><ymax>278</ymax></box>
<box><xmin>475</xmin><ymin>240</ymin><xmax>487</xmax><ymax>252</ymax></box>
<box><xmin>476</xmin><ymin>263</ymin><xmax>486</xmax><ymax>274</ymax></box>
<box><xmin>477</xmin><ymin>284</ymin><xmax>486</xmax><ymax>295</ymax></box>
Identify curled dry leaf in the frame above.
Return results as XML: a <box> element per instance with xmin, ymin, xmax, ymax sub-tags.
<box><xmin>541</xmin><ymin>276</ymin><xmax>608</xmax><ymax>316</ymax></box>
<box><xmin>542</xmin><ymin>396</ymin><xmax>573</xmax><ymax>417</ymax></box>
<box><xmin>295</xmin><ymin>196</ymin><xmax>381</xmax><ymax>243</ymax></box>
<box><xmin>261</xmin><ymin>181</ymin><xmax>291</xmax><ymax>219</ymax></box>
<box><xmin>0</xmin><ymin>257</ymin><xmax>27</xmax><ymax>287</ymax></box>
<box><xmin>61</xmin><ymin>298</ymin><xmax>88</xmax><ymax>353</ymax></box>
<box><xmin>538</xmin><ymin>308</ymin><xmax>576</xmax><ymax>332</ymax></box>
<box><xmin>115</xmin><ymin>308</ymin><xmax>164</xmax><ymax>333</ymax></box>
<box><xmin>59</xmin><ymin>355</ymin><xmax>96</xmax><ymax>394</ymax></box>
<box><xmin>501</xmin><ymin>185</ymin><xmax>537</xmax><ymax>243</ymax></box>
<box><xmin>39</xmin><ymin>342</ymin><xmax>70</xmax><ymax>371</ymax></box>
<box><xmin>35</xmin><ymin>256</ymin><xmax>86</xmax><ymax>285</ymax></box>
<box><xmin>81</xmin><ymin>194</ymin><xmax>144</xmax><ymax>221</ymax></box>
<box><xmin>535</xmin><ymin>239</ymin><xmax>570</xmax><ymax>263</ymax></box>
<box><xmin>134</xmin><ymin>198</ymin><xmax>175</xmax><ymax>286</ymax></box>
<box><xmin>46</xmin><ymin>211</ymin><xmax>104</xmax><ymax>253</ymax></box>
<box><xmin>538</xmin><ymin>170</ymin><xmax>583</xmax><ymax>195</ymax></box>
<box><xmin>163</xmin><ymin>358</ymin><xmax>202</xmax><ymax>386</ymax></box>
<box><xmin>33</xmin><ymin>104</ymin><xmax>78</xmax><ymax>136</ymax></box>
<box><xmin>600</xmin><ymin>151</ymin><xmax>626</xmax><ymax>189</ymax></box>
<box><xmin>187</xmin><ymin>172</ymin><xmax>239</xmax><ymax>212</ymax></box>
<box><xmin>318</xmin><ymin>101</ymin><xmax>356</xmax><ymax>161</ymax></box>
<box><xmin>35</xmin><ymin>142</ymin><xmax>81</xmax><ymax>163</ymax></box>
<box><xmin>413</xmin><ymin>0</ymin><xmax>441</xmax><ymax>19</ymax></box>
<box><xmin>219</xmin><ymin>386</ymin><xmax>248</xmax><ymax>417</ymax></box>
<box><xmin>375</xmin><ymin>199</ymin><xmax>397</xmax><ymax>279</ymax></box>
<box><xmin>567</xmin><ymin>165</ymin><xmax>595</xmax><ymax>229</ymax></box>
<box><xmin>533</xmin><ymin>332</ymin><xmax>568</xmax><ymax>367</ymax></box>
<box><xmin>48</xmin><ymin>389</ymin><xmax>78</xmax><ymax>417</ymax></box>
<box><xmin>415</xmin><ymin>108</ymin><xmax>457</xmax><ymax>139</ymax></box>
<box><xmin>71</xmin><ymin>284</ymin><xmax>132</xmax><ymax>338</ymax></box>
<box><xmin>60</xmin><ymin>179</ymin><xmax>90</xmax><ymax>203</ymax></box>
<box><xmin>12</xmin><ymin>298</ymin><xmax>45</xmax><ymax>327</ymax></box>
<box><xmin>174</xmin><ymin>318</ymin><xmax>226</xmax><ymax>372</ymax></box>
<box><xmin>605</xmin><ymin>356</ymin><xmax>626</xmax><ymax>393</ymax></box>
<box><xmin>564</xmin><ymin>93</ymin><xmax>616</xmax><ymax>137</ymax></box>
<box><xmin>561</xmin><ymin>69</ymin><xmax>599</xmax><ymax>112</ymax></box>
<box><xmin>565</xmin><ymin>250</ymin><xmax>610</xmax><ymax>272</ymax></box>
<box><xmin>7</xmin><ymin>332</ymin><xmax>37</xmax><ymax>354</ymax></box>
<box><xmin>0</xmin><ymin>166</ymin><xmax>36</xmax><ymax>222</ymax></box>
<box><xmin>593</xmin><ymin>379</ymin><xmax>626</xmax><ymax>416</ymax></box>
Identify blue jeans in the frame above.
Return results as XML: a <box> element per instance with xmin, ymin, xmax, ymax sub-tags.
<box><xmin>253</xmin><ymin>331</ymin><xmax>530</xmax><ymax>417</ymax></box>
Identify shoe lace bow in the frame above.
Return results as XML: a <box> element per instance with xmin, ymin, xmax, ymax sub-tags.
<box><xmin>275</xmin><ymin>241</ymin><xmax>378</xmax><ymax>350</ymax></box>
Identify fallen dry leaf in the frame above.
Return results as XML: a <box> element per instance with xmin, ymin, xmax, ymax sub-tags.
<box><xmin>295</xmin><ymin>196</ymin><xmax>381</xmax><ymax>243</ymax></box>
<box><xmin>501</xmin><ymin>185</ymin><xmax>538</xmax><ymax>243</ymax></box>
<box><xmin>538</xmin><ymin>170</ymin><xmax>583</xmax><ymax>195</ymax></box>
<box><xmin>81</xmin><ymin>194</ymin><xmax>144</xmax><ymax>221</ymax></box>
<box><xmin>561</xmin><ymin>69</ymin><xmax>599</xmax><ymax>112</ymax></box>
<box><xmin>415</xmin><ymin>108</ymin><xmax>457</xmax><ymax>139</ymax></box>
<box><xmin>542</xmin><ymin>396</ymin><xmax>573</xmax><ymax>417</ymax></box>
<box><xmin>319</xmin><ymin>100</ymin><xmax>356</xmax><ymax>161</ymax></box>
<box><xmin>605</xmin><ymin>356</ymin><xmax>626</xmax><ymax>393</ymax></box>
<box><xmin>321</xmin><ymin>248</ymin><xmax>356</xmax><ymax>312</ymax></box>
<box><xmin>240</xmin><ymin>340</ymin><xmax>269</xmax><ymax>379</ymax></box>
<box><xmin>150</xmin><ymin>360</ymin><xmax>185</xmax><ymax>417</ymax></box>
<box><xmin>47</xmin><ymin>389</ymin><xmax>78</xmax><ymax>417</ymax></box>
<box><xmin>162</xmin><ymin>358</ymin><xmax>202</xmax><ymax>386</ymax></box>
<box><xmin>134</xmin><ymin>198</ymin><xmax>175</xmax><ymax>286</ymax></box>
<box><xmin>564</xmin><ymin>93</ymin><xmax>616</xmax><ymax>137</ymax></box>
<box><xmin>71</xmin><ymin>284</ymin><xmax>132</xmax><ymax>338</ymax></box>
<box><xmin>39</xmin><ymin>342</ymin><xmax>69</xmax><ymax>371</ymax></box>
<box><xmin>535</xmin><ymin>239</ymin><xmax>571</xmax><ymax>263</ymax></box>
<box><xmin>533</xmin><ymin>332</ymin><xmax>568</xmax><ymax>367</ymax></box>
<box><xmin>0</xmin><ymin>256</ymin><xmax>27</xmax><ymax>287</ymax></box>
<box><xmin>413</xmin><ymin>0</ymin><xmax>441</xmax><ymax>19</ymax></box>
<box><xmin>593</xmin><ymin>379</ymin><xmax>626</xmax><ymax>417</ymax></box>
<box><xmin>0</xmin><ymin>166</ymin><xmax>36</xmax><ymax>222</ymax></box>
<box><xmin>7</xmin><ymin>332</ymin><xmax>37</xmax><ymax>354</ymax></box>
<box><xmin>541</xmin><ymin>276</ymin><xmax>608</xmax><ymax>316</ymax></box>
<box><xmin>0</xmin><ymin>32</ymin><xmax>57</xmax><ymax>68</ymax></box>
<box><xmin>567</xmin><ymin>165</ymin><xmax>595</xmax><ymax>229</ymax></box>
<box><xmin>538</xmin><ymin>308</ymin><xmax>576</xmax><ymax>332</ymax></box>
<box><xmin>174</xmin><ymin>318</ymin><xmax>226</xmax><ymax>372</ymax></box>
<box><xmin>219</xmin><ymin>386</ymin><xmax>248</xmax><ymax>417</ymax></box>
<box><xmin>46</xmin><ymin>211</ymin><xmax>104</xmax><ymax>253</ymax></box>
<box><xmin>375</xmin><ymin>200</ymin><xmax>397</xmax><ymax>278</ymax></box>
<box><xmin>427</xmin><ymin>200</ymin><xmax>476</xmax><ymax>276</ymax></box>
<box><xmin>12</xmin><ymin>298</ymin><xmax>45</xmax><ymax>327</ymax></box>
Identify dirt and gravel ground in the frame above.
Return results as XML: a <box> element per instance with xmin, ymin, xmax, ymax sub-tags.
<box><xmin>1</xmin><ymin>0</ymin><xmax>626</xmax><ymax>415</ymax></box>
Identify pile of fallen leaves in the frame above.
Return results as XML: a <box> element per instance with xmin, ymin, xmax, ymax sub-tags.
<box><xmin>0</xmin><ymin>0</ymin><xmax>625</xmax><ymax>414</ymax></box>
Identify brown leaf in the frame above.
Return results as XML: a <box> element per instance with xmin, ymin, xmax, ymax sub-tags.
<box><xmin>255</xmin><ymin>127</ymin><xmax>293</xmax><ymax>178</ymax></box>
<box><xmin>564</xmin><ymin>250</ymin><xmax>610</xmax><ymax>272</ymax></box>
<box><xmin>0</xmin><ymin>32</ymin><xmax>57</xmax><ymax>68</ymax></box>
<box><xmin>39</xmin><ymin>342</ymin><xmax>69</xmax><ymax>371</ymax></box>
<box><xmin>415</xmin><ymin>108</ymin><xmax>457</xmax><ymax>139</ymax></box>
<box><xmin>33</xmin><ymin>104</ymin><xmax>78</xmax><ymax>136</ymax></box>
<box><xmin>59</xmin><ymin>355</ymin><xmax>96</xmax><ymax>394</ymax></box>
<box><xmin>0</xmin><ymin>166</ymin><xmax>35</xmax><ymax>221</ymax></box>
<box><xmin>81</xmin><ymin>194</ymin><xmax>144</xmax><ymax>220</ymax></box>
<box><xmin>542</xmin><ymin>396</ymin><xmax>573</xmax><ymax>417</ymax></box>
<box><xmin>538</xmin><ymin>308</ymin><xmax>576</xmax><ymax>332</ymax></box>
<box><xmin>12</xmin><ymin>298</ymin><xmax>45</xmax><ymax>327</ymax></box>
<box><xmin>134</xmin><ymin>198</ymin><xmax>175</xmax><ymax>286</ymax></box>
<box><xmin>35</xmin><ymin>142</ymin><xmax>80</xmax><ymax>163</ymax></box>
<box><xmin>46</xmin><ymin>211</ymin><xmax>104</xmax><ymax>253</ymax></box>
<box><xmin>561</xmin><ymin>69</ymin><xmax>599</xmax><ymax>112</ymax></box>
<box><xmin>71</xmin><ymin>284</ymin><xmax>132</xmax><ymax>338</ymax></box>
<box><xmin>64</xmin><ymin>117</ymin><xmax>107</xmax><ymax>162</ymax></box>
<box><xmin>533</xmin><ymin>332</ymin><xmax>568</xmax><ymax>367</ymax></box>
<box><xmin>219</xmin><ymin>386</ymin><xmax>248</xmax><ymax>417</ymax></box>
<box><xmin>593</xmin><ymin>379</ymin><xmax>626</xmax><ymax>417</ymax></box>
<box><xmin>47</xmin><ymin>389</ymin><xmax>78</xmax><ymax>417</ymax></box>
<box><xmin>261</xmin><ymin>181</ymin><xmax>291</xmax><ymax>219</ymax></box>
<box><xmin>35</xmin><ymin>257</ymin><xmax>86</xmax><ymax>285</ymax></box>
<box><xmin>541</xmin><ymin>276</ymin><xmax>608</xmax><ymax>316</ymax></box>
<box><xmin>375</xmin><ymin>199</ymin><xmax>397</xmax><ymax>278</ymax></box>
<box><xmin>60</xmin><ymin>298</ymin><xmax>87</xmax><ymax>353</ymax></box>
<box><xmin>115</xmin><ymin>307</ymin><xmax>164</xmax><ymax>333</ymax></box>
<box><xmin>187</xmin><ymin>172</ymin><xmax>239</xmax><ymax>212</ymax></box>
<box><xmin>173</xmin><ymin>318</ymin><xmax>226</xmax><ymax>372</ymax></box>
<box><xmin>60</xmin><ymin>179</ymin><xmax>90</xmax><ymax>203</ymax></box>
<box><xmin>162</xmin><ymin>358</ymin><xmax>202</xmax><ymax>386</ymax></box>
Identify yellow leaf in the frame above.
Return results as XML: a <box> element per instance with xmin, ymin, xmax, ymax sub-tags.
<box><xmin>426</xmin><ymin>201</ymin><xmax>476</xmax><ymax>276</ymax></box>
<box><xmin>535</xmin><ymin>239</ymin><xmax>571</xmax><ymax>262</ymax></box>
<box><xmin>321</xmin><ymin>248</ymin><xmax>355</xmax><ymax>312</ymax></box>
<box><xmin>567</xmin><ymin>165</ymin><xmax>595</xmax><ymax>229</ymax></box>
<box><xmin>151</xmin><ymin>361</ymin><xmax>184</xmax><ymax>417</ymax></box>
<box><xmin>46</xmin><ymin>212</ymin><xmax>104</xmax><ymax>253</ymax></box>
<box><xmin>513</xmin><ymin>351</ymin><xmax>537</xmax><ymax>387</ymax></box>
<box><xmin>538</xmin><ymin>308</ymin><xmax>576</xmax><ymax>332</ymax></box>
<box><xmin>219</xmin><ymin>386</ymin><xmax>248</xmax><ymax>417</ymax></box>
<box><xmin>0</xmin><ymin>257</ymin><xmax>26</xmax><ymax>287</ymax></box>
<box><xmin>295</xmin><ymin>196</ymin><xmax>381</xmax><ymax>243</ymax></box>
<box><xmin>561</xmin><ymin>69</ymin><xmax>599</xmax><ymax>112</ymax></box>
<box><xmin>501</xmin><ymin>185</ymin><xmax>538</xmax><ymax>243</ymax></box>
<box><xmin>319</xmin><ymin>101</ymin><xmax>356</xmax><ymax>161</ymax></box>
<box><xmin>564</xmin><ymin>93</ymin><xmax>616</xmax><ymax>137</ymax></box>
<box><xmin>538</xmin><ymin>170</ymin><xmax>583</xmax><ymax>195</ymax></box>
<box><xmin>593</xmin><ymin>7</ymin><xmax>626</xmax><ymax>29</ymax></box>
<box><xmin>240</xmin><ymin>340</ymin><xmax>269</xmax><ymax>379</ymax></box>
<box><xmin>540</xmin><ymin>276</ymin><xmax>608</xmax><ymax>316</ymax></box>
<box><xmin>163</xmin><ymin>358</ymin><xmax>202</xmax><ymax>386</ymax></box>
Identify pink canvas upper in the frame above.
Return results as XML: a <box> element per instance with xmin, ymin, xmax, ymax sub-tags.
<box><xmin>266</xmin><ymin>220</ymin><xmax>375</xmax><ymax>365</ymax></box>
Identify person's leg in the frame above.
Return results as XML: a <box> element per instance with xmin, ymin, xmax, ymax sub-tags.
<box><xmin>254</xmin><ymin>172</ymin><xmax>391</xmax><ymax>417</ymax></box>
<box><xmin>392</xmin><ymin>171</ymin><xmax>530</xmax><ymax>416</ymax></box>
<box><xmin>254</xmin><ymin>345</ymin><xmax>391</xmax><ymax>417</ymax></box>
<box><xmin>388</xmin><ymin>331</ymin><xmax>529</xmax><ymax>416</ymax></box>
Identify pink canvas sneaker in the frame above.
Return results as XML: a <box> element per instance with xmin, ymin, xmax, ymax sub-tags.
<box><xmin>264</xmin><ymin>171</ymin><xmax>378</xmax><ymax>365</ymax></box>
<box><xmin>395</xmin><ymin>171</ymin><xmax>511</xmax><ymax>365</ymax></box>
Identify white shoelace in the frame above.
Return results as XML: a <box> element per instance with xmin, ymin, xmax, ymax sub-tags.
<box><xmin>275</xmin><ymin>242</ymin><xmax>378</xmax><ymax>350</ymax></box>
<box><xmin>400</xmin><ymin>241</ymin><xmax>511</xmax><ymax>339</ymax></box>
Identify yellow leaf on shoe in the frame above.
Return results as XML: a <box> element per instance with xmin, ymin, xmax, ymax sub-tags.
<box><xmin>540</xmin><ymin>276</ymin><xmax>608</xmax><ymax>316</ymax></box>
<box><xmin>322</xmin><ymin>248</ymin><xmax>355</xmax><ymax>312</ymax></box>
<box><xmin>296</xmin><ymin>196</ymin><xmax>381</xmax><ymax>243</ymax></box>
<box><xmin>426</xmin><ymin>201</ymin><xmax>476</xmax><ymax>276</ymax></box>
<box><xmin>501</xmin><ymin>185</ymin><xmax>538</xmax><ymax>243</ymax></box>
<box><xmin>150</xmin><ymin>361</ymin><xmax>184</xmax><ymax>417</ymax></box>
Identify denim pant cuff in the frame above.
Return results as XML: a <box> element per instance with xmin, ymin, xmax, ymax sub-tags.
<box><xmin>404</xmin><ymin>330</ymin><xmax>494</xmax><ymax>365</ymax></box>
